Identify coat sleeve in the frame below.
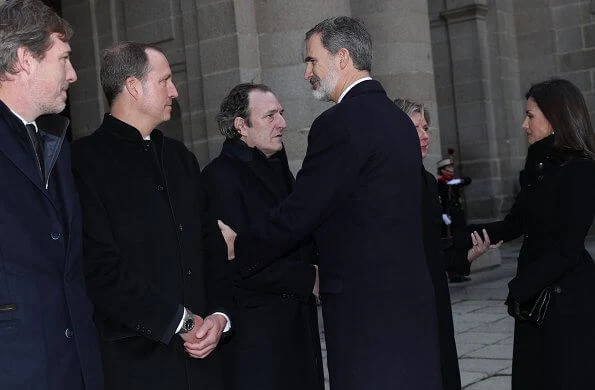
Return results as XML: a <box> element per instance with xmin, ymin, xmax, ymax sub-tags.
<box><xmin>465</xmin><ymin>171</ymin><xmax>527</xmax><ymax>247</ymax></box>
<box><xmin>192</xmin><ymin>158</ymin><xmax>232</xmax><ymax>318</ymax></box>
<box><xmin>508</xmin><ymin>161</ymin><xmax>595</xmax><ymax>302</ymax></box>
<box><xmin>202</xmin><ymin>163</ymin><xmax>316</xmax><ymax>300</ymax></box>
<box><xmin>235</xmin><ymin>115</ymin><xmax>360</xmax><ymax>277</ymax></box>
<box><xmin>73</xmin><ymin>165</ymin><xmax>181</xmax><ymax>344</ymax></box>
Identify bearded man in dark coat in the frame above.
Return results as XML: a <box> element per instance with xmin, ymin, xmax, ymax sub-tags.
<box><xmin>218</xmin><ymin>17</ymin><xmax>442</xmax><ymax>390</ymax></box>
<box><xmin>72</xmin><ymin>42</ymin><xmax>229</xmax><ymax>390</ymax></box>
<box><xmin>202</xmin><ymin>83</ymin><xmax>324</xmax><ymax>390</ymax></box>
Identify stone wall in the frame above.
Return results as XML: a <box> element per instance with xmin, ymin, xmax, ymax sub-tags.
<box><xmin>430</xmin><ymin>0</ymin><xmax>595</xmax><ymax>222</ymax></box>
<box><xmin>59</xmin><ymin>0</ymin><xmax>440</xmax><ymax>171</ymax></box>
<box><xmin>7</xmin><ymin>0</ymin><xmax>594</xmax><ymax>223</ymax></box>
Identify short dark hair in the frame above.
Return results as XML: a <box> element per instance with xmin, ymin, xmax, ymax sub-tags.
<box><xmin>0</xmin><ymin>0</ymin><xmax>73</xmax><ymax>81</ymax></box>
<box><xmin>305</xmin><ymin>16</ymin><xmax>372</xmax><ymax>72</ymax></box>
<box><xmin>216</xmin><ymin>83</ymin><xmax>273</xmax><ymax>139</ymax></box>
<box><xmin>526</xmin><ymin>78</ymin><xmax>595</xmax><ymax>160</ymax></box>
<box><xmin>100</xmin><ymin>41</ymin><xmax>163</xmax><ymax>105</ymax></box>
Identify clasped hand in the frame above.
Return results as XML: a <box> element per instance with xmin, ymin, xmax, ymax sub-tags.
<box><xmin>181</xmin><ymin>314</ymin><xmax>227</xmax><ymax>359</ymax></box>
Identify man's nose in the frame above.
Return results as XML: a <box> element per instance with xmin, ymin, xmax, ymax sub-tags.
<box><xmin>67</xmin><ymin>62</ymin><xmax>77</xmax><ymax>83</ymax></box>
<box><xmin>169</xmin><ymin>81</ymin><xmax>179</xmax><ymax>98</ymax></box>
<box><xmin>304</xmin><ymin>64</ymin><xmax>312</xmax><ymax>80</ymax></box>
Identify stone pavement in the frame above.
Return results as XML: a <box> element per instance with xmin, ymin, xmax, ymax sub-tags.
<box><xmin>318</xmin><ymin>235</ymin><xmax>595</xmax><ymax>389</ymax></box>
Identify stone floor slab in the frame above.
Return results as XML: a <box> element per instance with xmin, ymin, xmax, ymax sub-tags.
<box><xmin>459</xmin><ymin>358</ymin><xmax>512</xmax><ymax>375</ymax></box>
<box><xmin>465</xmin><ymin>375</ymin><xmax>511</xmax><ymax>390</ymax></box>
<box><xmin>455</xmin><ymin>331</ymin><xmax>510</xmax><ymax>345</ymax></box>
<box><xmin>464</xmin><ymin>344</ymin><xmax>514</xmax><ymax>359</ymax></box>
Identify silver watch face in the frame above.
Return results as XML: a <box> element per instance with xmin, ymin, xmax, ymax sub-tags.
<box><xmin>183</xmin><ymin>317</ymin><xmax>194</xmax><ymax>332</ymax></box>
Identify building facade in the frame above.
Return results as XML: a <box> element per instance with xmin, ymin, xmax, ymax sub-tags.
<box><xmin>6</xmin><ymin>0</ymin><xmax>595</xmax><ymax>221</ymax></box>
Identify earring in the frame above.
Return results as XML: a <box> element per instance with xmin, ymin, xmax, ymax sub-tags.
<box><xmin>551</xmin><ymin>129</ymin><xmax>555</xmax><ymax>135</ymax></box>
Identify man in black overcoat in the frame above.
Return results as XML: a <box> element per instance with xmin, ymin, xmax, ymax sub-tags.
<box><xmin>202</xmin><ymin>83</ymin><xmax>324</xmax><ymax>390</ymax></box>
<box><xmin>218</xmin><ymin>17</ymin><xmax>442</xmax><ymax>390</ymax></box>
<box><xmin>72</xmin><ymin>42</ymin><xmax>229</xmax><ymax>390</ymax></box>
<box><xmin>0</xmin><ymin>1</ymin><xmax>102</xmax><ymax>389</ymax></box>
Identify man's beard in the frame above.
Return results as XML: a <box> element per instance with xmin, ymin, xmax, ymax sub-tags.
<box><xmin>311</xmin><ymin>66</ymin><xmax>339</xmax><ymax>102</ymax></box>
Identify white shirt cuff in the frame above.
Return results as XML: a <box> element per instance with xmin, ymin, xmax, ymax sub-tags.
<box><xmin>175</xmin><ymin>307</ymin><xmax>187</xmax><ymax>333</ymax></box>
<box><xmin>212</xmin><ymin>312</ymin><xmax>232</xmax><ymax>333</ymax></box>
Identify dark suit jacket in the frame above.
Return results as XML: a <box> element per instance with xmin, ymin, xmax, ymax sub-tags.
<box><xmin>72</xmin><ymin>114</ymin><xmax>227</xmax><ymax>390</ymax></box>
<box><xmin>235</xmin><ymin>80</ymin><xmax>442</xmax><ymax>389</ymax></box>
<box><xmin>0</xmin><ymin>100</ymin><xmax>103</xmax><ymax>390</ymax></box>
<box><xmin>202</xmin><ymin>139</ymin><xmax>324</xmax><ymax>390</ymax></box>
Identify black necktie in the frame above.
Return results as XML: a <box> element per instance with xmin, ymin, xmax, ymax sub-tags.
<box><xmin>25</xmin><ymin>123</ymin><xmax>44</xmax><ymax>178</ymax></box>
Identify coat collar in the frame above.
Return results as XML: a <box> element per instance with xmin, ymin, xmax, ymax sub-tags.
<box><xmin>339</xmin><ymin>79</ymin><xmax>386</xmax><ymax>103</ymax></box>
<box><xmin>98</xmin><ymin>113</ymin><xmax>163</xmax><ymax>143</ymax></box>
<box><xmin>0</xmin><ymin>99</ymin><xmax>68</xmax><ymax>191</ymax></box>
<box><xmin>220</xmin><ymin>138</ymin><xmax>293</xmax><ymax>199</ymax></box>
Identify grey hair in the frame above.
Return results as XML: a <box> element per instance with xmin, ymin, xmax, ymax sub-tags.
<box><xmin>305</xmin><ymin>16</ymin><xmax>372</xmax><ymax>72</ymax></box>
<box><xmin>100</xmin><ymin>42</ymin><xmax>163</xmax><ymax>106</ymax></box>
<box><xmin>216</xmin><ymin>83</ymin><xmax>272</xmax><ymax>139</ymax></box>
<box><xmin>0</xmin><ymin>0</ymin><xmax>73</xmax><ymax>82</ymax></box>
<box><xmin>394</xmin><ymin>98</ymin><xmax>431</xmax><ymax>125</ymax></box>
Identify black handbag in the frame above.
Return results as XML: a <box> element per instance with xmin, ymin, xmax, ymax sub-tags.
<box><xmin>506</xmin><ymin>287</ymin><xmax>552</xmax><ymax>326</ymax></box>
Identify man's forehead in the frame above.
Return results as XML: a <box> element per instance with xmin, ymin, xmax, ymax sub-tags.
<box><xmin>47</xmin><ymin>32</ymin><xmax>71</xmax><ymax>52</ymax></box>
<box><xmin>145</xmin><ymin>49</ymin><xmax>171</xmax><ymax>74</ymax></box>
<box><xmin>248</xmin><ymin>90</ymin><xmax>280</xmax><ymax>108</ymax></box>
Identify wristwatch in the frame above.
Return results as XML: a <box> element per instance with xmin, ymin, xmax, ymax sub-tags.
<box><xmin>179</xmin><ymin>308</ymin><xmax>195</xmax><ymax>334</ymax></box>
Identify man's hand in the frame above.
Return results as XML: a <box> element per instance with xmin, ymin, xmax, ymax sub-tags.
<box><xmin>183</xmin><ymin>313</ymin><xmax>227</xmax><ymax>359</ymax></box>
<box><xmin>217</xmin><ymin>220</ymin><xmax>236</xmax><ymax>261</ymax></box>
<box><xmin>312</xmin><ymin>265</ymin><xmax>320</xmax><ymax>305</ymax></box>
<box><xmin>467</xmin><ymin>229</ymin><xmax>503</xmax><ymax>263</ymax></box>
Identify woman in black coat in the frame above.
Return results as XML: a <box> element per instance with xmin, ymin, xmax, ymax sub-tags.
<box><xmin>394</xmin><ymin>99</ymin><xmax>496</xmax><ymax>390</ymax></box>
<box><xmin>467</xmin><ymin>78</ymin><xmax>595</xmax><ymax>389</ymax></box>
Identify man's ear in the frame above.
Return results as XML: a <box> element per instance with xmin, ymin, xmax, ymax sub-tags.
<box><xmin>234</xmin><ymin>117</ymin><xmax>247</xmax><ymax>137</ymax></box>
<box><xmin>337</xmin><ymin>48</ymin><xmax>350</xmax><ymax>70</ymax></box>
<box><xmin>15</xmin><ymin>47</ymin><xmax>34</xmax><ymax>75</ymax></box>
<box><xmin>124</xmin><ymin>76</ymin><xmax>140</xmax><ymax>99</ymax></box>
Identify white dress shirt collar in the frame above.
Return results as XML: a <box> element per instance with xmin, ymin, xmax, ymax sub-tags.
<box><xmin>337</xmin><ymin>76</ymin><xmax>373</xmax><ymax>103</ymax></box>
<box><xmin>10</xmin><ymin>109</ymin><xmax>39</xmax><ymax>132</ymax></box>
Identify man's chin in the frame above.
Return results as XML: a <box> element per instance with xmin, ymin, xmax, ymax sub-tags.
<box><xmin>311</xmin><ymin>89</ymin><xmax>330</xmax><ymax>101</ymax></box>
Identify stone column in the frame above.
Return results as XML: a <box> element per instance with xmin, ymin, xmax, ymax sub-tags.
<box><xmin>436</xmin><ymin>0</ymin><xmax>525</xmax><ymax>222</ymax></box>
<box><xmin>351</xmin><ymin>0</ymin><xmax>443</xmax><ymax>169</ymax></box>
<box><xmin>255</xmin><ymin>0</ymin><xmax>350</xmax><ymax>173</ymax></box>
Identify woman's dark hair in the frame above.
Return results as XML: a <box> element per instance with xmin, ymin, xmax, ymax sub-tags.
<box><xmin>526</xmin><ymin>78</ymin><xmax>595</xmax><ymax>159</ymax></box>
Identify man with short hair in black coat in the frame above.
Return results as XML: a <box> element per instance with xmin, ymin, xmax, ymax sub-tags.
<box><xmin>72</xmin><ymin>42</ymin><xmax>229</xmax><ymax>390</ymax></box>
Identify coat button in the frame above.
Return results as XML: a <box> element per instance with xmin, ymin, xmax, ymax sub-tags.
<box><xmin>554</xmin><ymin>286</ymin><xmax>562</xmax><ymax>294</ymax></box>
<box><xmin>157</xmin><ymin>185</ymin><xmax>164</xmax><ymax>191</ymax></box>
<box><xmin>51</xmin><ymin>232</ymin><xmax>61</xmax><ymax>240</ymax></box>
<box><xmin>146</xmin><ymin>329</ymin><xmax>152</xmax><ymax>335</ymax></box>
<box><xmin>178</xmin><ymin>224</ymin><xmax>183</xmax><ymax>232</ymax></box>
<box><xmin>537</xmin><ymin>162</ymin><xmax>544</xmax><ymax>169</ymax></box>
<box><xmin>187</xmin><ymin>269</ymin><xmax>192</xmax><ymax>277</ymax></box>
<box><xmin>65</xmin><ymin>328</ymin><xmax>74</xmax><ymax>339</ymax></box>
